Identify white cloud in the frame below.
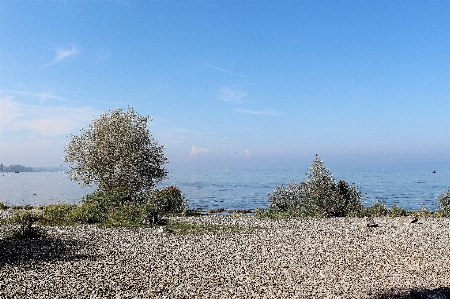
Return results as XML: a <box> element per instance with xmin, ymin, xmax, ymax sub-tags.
<box><xmin>234</xmin><ymin>109</ymin><xmax>279</xmax><ymax>116</ymax></box>
<box><xmin>0</xmin><ymin>95</ymin><xmax>96</xmax><ymax>137</ymax></box>
<box><xmin>0</xmin><ymin>96</ymin><xmax>24</xmax><ymax>128</ymax></box>
<box><xmin>45</xmin><ymin>44</ymin><xmax>80</xmax><ymax>66</ymax></box>
<box><xmin>189</xmin><ymin>145</ymin><xmax>210</xmax><ymax>157</ymax></box>
<box><xmin>244</xmin><ymin>149</ymin><xmax>251</xmax><ymax>159</ymax></box>
<box><xmin>219</xmin><ymin>87</ymin><xmax>247</xmax><ymax>104</ymax></box>
<box><xmin>12</xmin><ymin>118</ymin><xmax>79</xmax><ymax>137</ymax></box>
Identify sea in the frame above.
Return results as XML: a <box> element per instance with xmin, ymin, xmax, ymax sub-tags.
<box><xmin>0</xmin><ymin>169</ymin><xmax>449</xmax><ymax>211</ymax></box>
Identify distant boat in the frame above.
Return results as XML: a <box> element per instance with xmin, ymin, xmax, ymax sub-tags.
<box><xmin>432</xmin><ymin>170</ymin><xmax>437</xmax><ymax>173</ymax></box>
<box><xmin>14</xmin><ymin>171</ymin><xmax>19</xmax><ymax>173</ymax></box>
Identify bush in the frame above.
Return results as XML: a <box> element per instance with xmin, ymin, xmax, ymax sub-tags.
<box><xmin>389</xmin><ymin>204</ymin><xmax>408</xmax><ymax>217</ymax></box>
<box><xmin>362</xmin><ymin>200</ymin><xmax>389</xmax><ymax>217</ymax></box>
<box><xmin>71</xmin><ymin>188</ymin><xmax>135</xmax><ymax>224</ymax></box>
<box><xmin>69</xmin><ymin>203</ymin><xmax>106</xmax><ymax>224</ymax></box>
<box><xmin>7</xmin><ymin>211</ymin><xmax>44</xmax><ymax>238</ymax></box>
<box><xmin>147</xmin><ymin>186</ymin><xmax>188</xmax><ymax>214</ymax></box>
<box><xmin>104</xmin><ymin>203</ymin><xmax>160</xmax><ymax>227</ymax></box>
<box><xmin>268</xmin><ymin>182</ymin><xmax>306</xmax><ymax>211</ymax></box>
<box><xmin>438</xmin><ymin>190</ymin><xmax>450</xmax><ymax>212</ymax></box>
<box><xmin>42</xmin><ymin>204</ymin><xmax>77</xmax><ymax>225</ymax></box>
<box><xmin>66</xmin><ymin>187</ymin><xmax>166</xmax><ymax>226</ymax></box>
<box><xmin>0</xmin><ymin>200</ymin><xmax>7</xmax><ymax>210</ymax></box>
<box><xmin>268</xmin><ymin>155</ymin><xmax>363</xmax><ymax>217</ymax></box>
<box><xmin>37</xmin><ymin>186</ymin><xmax>185</xmax><ymax>227</ymax></box>
<box><xmin>82</xmin><ymin>187</ymin><xmax>135</xmax><ymax>208</ymax></box>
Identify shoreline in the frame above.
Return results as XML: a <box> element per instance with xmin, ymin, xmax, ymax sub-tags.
<box><xmin>1</xmin><ymin>215</ymin><xmax>450</xmax><ymax>298</ymax></box>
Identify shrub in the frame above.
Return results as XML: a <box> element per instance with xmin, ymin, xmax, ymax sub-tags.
<box><xmin>82</xmin><ymin>187</ymin><xmax>135</xmax><ymax>208</ymax></box>
<box><xmin>148</xmin><ymin>186</ymin><xmax>188</xmax><ymax>214</ymax></box>
<box><xmin>389</xmin><ymin>204</ymin><xmax>408</xmax><ymax>217</ymax></box>
<box><xmin>69</xmin><ymin>203</ymin><xmax>106</xmax><ymax>224</ymax></box>
<box><xmin>67</xmin><ymin>187</ymin><xmax>165</xmax><ymax>225</ymax></box>
<box><xmin>438</xmin><ymin>190</ymin><xmax>450</xmax><ymax>212</ymax></box>
<box><xmin>42</xmin><ymin>204</ymin><xmax>77</xmax><ymax>225</ymax></box>
<box><xmin>363</xmin><ymin>200</ymin><xmax>390</xmax><ymax>217</ymax></box>
<box><xmin>0</xmin><ymin>200</ymin><xmax>7</xmax><ymax>210</ymax></box>
<box><xmin>7</xmin><ymin>211</ymin><xmax>44</xmax><ymax>238</ymax></box>
<box><xmin>268</xmin><ymin>155</ymin><xmax>363</xmax><ymax>217</ymax></box>
<box><xmin>104</xmin><ymin>203</ymin><xmax>161</xmax><ymax>226</ymax></box>
<box><xmin>268</xmin><ymin>182</ymin><xmax>307</xmax><ymax>211</ymax></box>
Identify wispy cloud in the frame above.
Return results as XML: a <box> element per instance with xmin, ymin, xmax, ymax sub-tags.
<box><xmin>207</xmin><ymin>64</ymin><xmax>244</xmax><ymax>77</ymax></box>
<box><xmin>234</xmin><ymin>109</ymin><xmax>280</xmax><ymax>116</ymax></box>
<box><xmin>219</xmin><ymin>87</ymin><xmax>248</xmax><ymax>104</ymax></box>
<box><xmin>0</xmin><ymin>89</ymin><xmax>66</xmax><ymax>102</ymax></box>
<box><xmin>0</xmin><ymin>95</ymin><xmax>96</xmax><ymax>137</ymax></box>
<box><xmin>0</xmin><ymin>96</ymin><xmax>23</xmax><ymax>128</ymax></box>
<box><xmin>189</xmin><ymin>145</ymin><xmax>210</xmax><ymax>157</ymax></box>
<box><xmin>45</xmin><ymin>44</ymin><xmax>80</xmax><ymax>66</ymax></box>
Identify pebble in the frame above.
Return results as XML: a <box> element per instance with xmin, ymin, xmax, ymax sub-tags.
<box><xmin>1</xmin><ymin>215</ymin><xmax>450</xmax><ymax>298</ymax></box>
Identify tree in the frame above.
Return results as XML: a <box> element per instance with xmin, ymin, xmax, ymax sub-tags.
<box><xmin>64</xmin><ymin>107</ymin><xmax>168</xmax><ymax>195</ymax></box>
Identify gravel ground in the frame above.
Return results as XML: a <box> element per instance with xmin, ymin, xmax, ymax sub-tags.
<box><xmin>1</xmin><ymin>215</ymin><xmax>449</xmax><ymax>298</ymax></box>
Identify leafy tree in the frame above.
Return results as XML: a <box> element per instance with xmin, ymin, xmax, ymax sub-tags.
<box><xmin>65</xmin><ymin>107</ymin><xmax>168</xmax><ymax>195</ymax></box>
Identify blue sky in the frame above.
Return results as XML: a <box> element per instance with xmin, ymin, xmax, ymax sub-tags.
<box><xmin>1</xmin><ymin>0</ymin><xmax>449</xmax><ymax>171</ymax></box>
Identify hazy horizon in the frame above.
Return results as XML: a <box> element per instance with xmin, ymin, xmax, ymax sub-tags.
<box><xmin>1</xmin><ymin>1</ymin><xmax>449</xmax><ymax>172</ymax></box>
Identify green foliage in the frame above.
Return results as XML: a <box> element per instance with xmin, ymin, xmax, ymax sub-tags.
<box><xmin>69</xmin><ymin>203</ymin><xmax>107</xmax><ymax>224</ymax></box>
<box><xmin>361</xmin><ymin>200</ymin><xmax>390</xmax><ymax>217</ymax></box>
<box><xmin>42</xmin><ymin>204</ymin><xmax>77</xmax><ymax>225</ymax></box>
<box><xmin>103</xmin><ymin>203</ymin><xmax>160</xmax><ymax>227</ymax></box>
<box><xmin>147</xmin><ymin>186</ymin><xmax>188</xmax><ymax>214</ymax></box>
<box><xmin>388</xmin><ymin>205</ymin><xmax>408</xmax><ymax>217</ymax></box>
<box><xmin>82</xmin><ymin>187</ymin><xmax>135</xmax><ymax>208</ymax></box>
<box><xmin>65</xmin><ymin>107</ymin><xmax>168</xmax><ymax>196</ymax></box>
<box><xmin>268</xmin><ymin>182</ymin><xmax>308</xmax><ymax>212</ymax></box>
<box><xmin>410</xmin><ymin>205</ymin><xmax>433</xmax><ymax>218</ymax></box>
<box><xmin>7</xmin><ymin>211</ymin><xmax>44</xmax><ymax>238</ymax></box>
<box><xmin>0</xmin><ymin>200</ymin><xmax>7</xmax><ymax>210</ymax></box>
<box><xmin>438</xmin><ymin>190</ymin><xmax>450</xmax><ymax>212</ymax></box>
<box><xmin>268</xmin><ymin>155</ymin><xmax>363</xmax><ymax>217</ymax></box>
<box><xmin>63</xmin><ymin>187</ymin><xmax>164</xmax><ymax>226</ymax></box>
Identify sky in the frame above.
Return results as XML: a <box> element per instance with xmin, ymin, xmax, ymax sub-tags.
<box><xmin>1</xmin><ymin>0</ymin><xmax>449</xmax><ymax>172</ymax></box>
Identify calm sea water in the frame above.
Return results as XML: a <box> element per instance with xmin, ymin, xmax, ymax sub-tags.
<box><xmin>0</xmin><ymin>170</ymin><xmax>449</xmax><ymax>211</ymax></box>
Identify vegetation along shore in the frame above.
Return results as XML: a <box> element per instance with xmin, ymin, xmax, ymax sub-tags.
<box><xmin>1</xmin><ymin>108</ymin><xmax>449</xmax><ymax>298</ymax></box>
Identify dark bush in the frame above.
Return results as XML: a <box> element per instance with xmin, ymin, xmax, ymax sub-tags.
<box><xmin>69</xmin><ymin>203</ymin><xmax>106</xmax><ymax>224</ymax></box>
<box><xmin>362</xmin><ymin>200</ymin><xmax>390</xmax><ymax>217</ymax></box>
<box><xmin>0</xmin><ymin>200</ymin><xmax>7</xmax><ymax>210</ymax></box>
<box><xmin>7</xmin><ymin>211</ymin><xmax>44</xmax><ymax>238</ymax></box>
<box><xmin>82</xmin><ymin>187</ymin><xmax>134</xmax><ymax>208</ymax></box>
<box><xmin>148</xmin><ymin>186</ymin><xmax>188</xmax><ymax>214</ymax></box>
<box><xmin>42</xmin><ymin>204</ymin><xmax>76</xmax><ymax>225</ymax></box>
<box><xmin>438</xmin><ymin>190</ymin><xmax>450</xmax><ymax>212</ymax></box>
<box><xmin>268</xmin><ymin>182</ymin><xmax>307</xmax><ymax>212</ymax></box>
<box><xmin>268</xmin><ymin>155</ymin><xmax>363</xmax><ymax>217</ymax></box>
<box><xmin>389</xmin><ymin>205</ymin><xmax>409</xmax><ymax>217</ymax></box>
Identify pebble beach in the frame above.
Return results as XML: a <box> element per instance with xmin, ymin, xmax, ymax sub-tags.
<box><xmin>1</xmin><ymin>214</ymin><xmax>450</xmax><ymax>298</ymax></box>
